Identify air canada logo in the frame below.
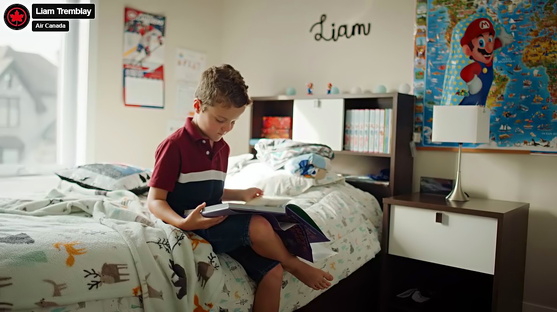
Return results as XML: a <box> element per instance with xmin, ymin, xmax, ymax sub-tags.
<box><xmin>4</xmin><ymin>4</ymin><xmax>30</xmax><ymax>30</ymax></box>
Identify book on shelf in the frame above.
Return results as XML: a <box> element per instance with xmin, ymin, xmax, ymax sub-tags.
<box><xmin>200</xmin><ymin>196</ymin><xmax>329</xmax><ymax>262</ymax></box>
<box><xmin>344</xmin><ymin>108</ymin><xmax>391</xmax><ymax>153</ymax></box>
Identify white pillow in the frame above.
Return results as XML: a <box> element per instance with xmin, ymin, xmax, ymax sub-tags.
<box><xmin>225</xmin><ymin>162</ymin><xmax>275</xmax><ymax>189</ymax></box>
<box><xmin>256</xmin><ymin>170</ymin><xmax>345</xmax><ymax>197</ymax></box>
<box><xmin>227</xmin><ymin>153</ymin><xmax>254</xmax><ymax>173</ymax></box>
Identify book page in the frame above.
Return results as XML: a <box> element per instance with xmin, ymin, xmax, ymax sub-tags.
<box><xmin>245</xmin><ymin>195</ymin><xmax>292</xmax><ymax>207</ymax></box>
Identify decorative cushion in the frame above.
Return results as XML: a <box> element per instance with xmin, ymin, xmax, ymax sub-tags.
<box><xmin>284</xmin><ymin>153</ymin><xmax>330</xmax><ymax>179</ymax></box>
<box><xmin>55</xmin><ymin>163</ymin><xmax>152</xmax><ymax>194</ymax></box>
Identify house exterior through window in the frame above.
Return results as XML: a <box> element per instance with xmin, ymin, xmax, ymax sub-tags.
<box><xmin>0</xmin><ymin>0</ymin><xmax>90</xmax><ymax>175</ymax></box>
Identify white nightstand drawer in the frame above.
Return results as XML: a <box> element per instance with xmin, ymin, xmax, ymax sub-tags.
<box><xmin>388</xmin><ymin>205</ymin><xmax>497</xmax><ymax>274</ymax></box>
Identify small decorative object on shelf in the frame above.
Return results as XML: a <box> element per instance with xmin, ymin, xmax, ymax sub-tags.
<box><xmin>374</xmin><ymin>85</ymin><xmax>387</xmax><ymax>93</ymax></box>
<box><xmin>398</xmin><ymin>83</ymin><xmax>411</xmax><ymax>94</ymax></box>
<box><xmin>307</xmin><ymin>82</ymin><xmax>314</xmax><ymax>95</ymax></box>
<box><xmin>286</xmin><ymin>87</ymin><xmax>296</xmax><ymax>96</ymax></box>
<box><xmin>331</xmin><ymin>86</ymin><xmax>340</xmax><ymax>94</ymax></box>
<box><xmin>326</xmin><ymin>83</ymin><xmax>333</xmax><ymax>94</ymax></box>
<box><xmin>350</xmin><ymin>86</ymin><xmax>362</xmax><ymax>94</ymax></box>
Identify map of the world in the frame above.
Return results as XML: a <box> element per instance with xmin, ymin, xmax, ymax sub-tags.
<box><xmin>414</xmin><ymin>0</ymin><xmax>557</xmax><ymax>152</ymax></box>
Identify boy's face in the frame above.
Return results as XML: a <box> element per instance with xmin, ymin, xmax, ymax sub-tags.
<box><xmin>193</xmin><ymin>99</ymin><xmax>246</xmax><ymax>142</ymax></box>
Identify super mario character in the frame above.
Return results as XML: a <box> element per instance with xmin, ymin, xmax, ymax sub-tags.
<box><xmin>307</xmin><ymin>82</ymin><xmax>314</xmax><ymax>95</ymax></box>
<box><xmin>458</xmin><ymin>18</ymin><xmax>513</xmax><ymax>106</ymax></box>
<box><xmin>326</xmin><ymin>82</ymin><xmax>333</xmax><ymax>94</ymax></box>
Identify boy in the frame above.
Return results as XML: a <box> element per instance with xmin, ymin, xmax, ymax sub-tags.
<box><xmin>147</xmin><ymin>64</ymin><xmax>333</xmax><ymax>312</ymax></box>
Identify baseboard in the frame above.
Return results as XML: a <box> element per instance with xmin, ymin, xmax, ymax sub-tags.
<box><xmin>524</xmin><ymin>302</ymin><xmax>557</xmax><ymax>312</ymax></box>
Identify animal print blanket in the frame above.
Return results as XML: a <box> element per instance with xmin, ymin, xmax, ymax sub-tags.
<box><xmin>0</xmin><ymin>182</ymin><xmax>223</xmax><ymax>312</ymax></box>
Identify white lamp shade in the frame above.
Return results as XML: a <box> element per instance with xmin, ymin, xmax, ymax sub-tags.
<box><xmin>432</xmin><ymin>105</ymin><xmax>490</xmax><ymax>144</ymax></box>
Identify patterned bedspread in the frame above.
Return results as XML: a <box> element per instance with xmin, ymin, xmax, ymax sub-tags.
<box><xmin>0</xmin><ymin>175</ymin><xmax>382</xmax><ymax>312</ymax></box>
<box><xmin>0</xmin><ymin>182</ymin><xmax>224</xmax><ymax>312</ymax></box>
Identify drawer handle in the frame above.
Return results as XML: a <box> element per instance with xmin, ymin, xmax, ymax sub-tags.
<box><xmin>435</xmin><ymin>212</ymin><xmax>443</xmax><ymax>223</ymax></box>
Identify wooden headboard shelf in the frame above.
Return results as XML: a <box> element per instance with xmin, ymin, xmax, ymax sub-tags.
<box><xmin>250</xmin><ymin>93</ymin><xmax>415</xmax><ymax>202</ymax></box>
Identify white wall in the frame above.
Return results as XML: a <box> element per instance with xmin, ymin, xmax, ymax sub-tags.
<box><xmin>221</xmin><ymin>0</ymin><xmax>415</xmax><ymax>154</ymax></box>
<box><xmin>88</xmin><ymin>0</ymin><xmax>224</xmax><ymax>167</ymax></box>
<box><xmin>90</xmin><ymin>0</ymin><xmax>557</xmax><ymax>310</ymax></box>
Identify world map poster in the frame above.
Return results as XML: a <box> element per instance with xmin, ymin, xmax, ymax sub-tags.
<box><xmin>414</xmin><ymin>0</ymin><xmax>557</xmax><ymax>153</ymax></box>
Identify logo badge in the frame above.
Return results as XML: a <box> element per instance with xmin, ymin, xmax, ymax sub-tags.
<box><xmin>4</xmin><ymin>4</ymin><xmax>30</xmax><ymax>30</ymax></box>
<box><xmin>479</xmin><ymin>20</ymin><xmax>491</xmax><ymax>30</ymax></box>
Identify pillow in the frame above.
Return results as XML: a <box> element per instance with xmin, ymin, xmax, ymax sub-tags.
<box><xmin>55</xmin><ymin>163</ymin><xmax>152</xmax><ymax>194</ymax></box>
<box><xmin>227</xmin><ymin>153</ymin><xmax>255</xmax><ymax>174</ymax></box>
<box><xmin>284</xmin><ymin>153</ymin><xmax>331</xmax><ymax>179</ymax></box>
<box><xmin>256</xmin><ymin>170</ymin><xmax>345</xmax><ymax>197</ymax></box>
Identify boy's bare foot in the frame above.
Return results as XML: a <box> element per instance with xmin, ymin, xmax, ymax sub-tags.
<box><xmin>283</xmin><ymin>259</ymin><xmax>333</xmax><ymax>290</ymax></box>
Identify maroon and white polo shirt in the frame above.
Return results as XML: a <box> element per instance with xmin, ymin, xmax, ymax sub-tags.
<box><xmin>148</xmin><ymin>117</ymin><xmax>229</xmax><ymax>216</ymax></box>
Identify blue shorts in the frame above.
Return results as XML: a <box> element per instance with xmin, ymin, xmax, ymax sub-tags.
<box><xmin>193</xmin><ymin>214</ymin><xmax>279</xmax><ymax>283</ymax></box>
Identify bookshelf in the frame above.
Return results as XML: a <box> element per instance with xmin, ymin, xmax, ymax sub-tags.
<box><xmin>249</xmin><ymin>93</ymin><xmax>415</xmax><ymax>202</ymax></box>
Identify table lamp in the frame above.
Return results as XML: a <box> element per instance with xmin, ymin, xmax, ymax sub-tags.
<box><xmin>432</xmin><ymin>105</ymin><xmax>490</xmax><ymax>201</ymax></box>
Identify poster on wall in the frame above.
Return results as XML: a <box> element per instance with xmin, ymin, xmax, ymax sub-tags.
<box><xmin>122</xmin><ymin>7</ymin><xmax>166</xmax><ymax>108</ymax></box>
<box><xmin>175</xmin><ymin>48</ymin><xmax>206</xmax><ymax>117</ymax></box>
<box><xmin>414</xmin><ymin>0</ymin><xmax>557</xmax><ymax>153</ymax></box>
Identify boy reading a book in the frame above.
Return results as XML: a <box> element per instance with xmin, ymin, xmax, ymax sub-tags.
<box><xmin>147</xmin><ymin>64</ymin><xmax>333</xmax><ymax>311</ymax></box>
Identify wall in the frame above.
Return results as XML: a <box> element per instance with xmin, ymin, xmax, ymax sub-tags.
<box><xmin>91</xmin><ymin>0</ymin><xmax>557</xmax><ymax>310</ymax></box>
<box><xmin>221</xmin><ymin>0</ymin><xmax>415</xmax><ymax>154</ymax></box>
<box><xmin>88</xmin><ymin>0</ymin><xmax>224</xmax><ymax>167</ymax></box>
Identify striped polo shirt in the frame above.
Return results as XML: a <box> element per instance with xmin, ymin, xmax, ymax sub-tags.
<box><xmin>148</xmin><ymin>117</ymin><xmax>229</xmax><ymax>216</ymax></box>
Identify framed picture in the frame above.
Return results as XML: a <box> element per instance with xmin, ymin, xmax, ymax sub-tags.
<box><xmin>420</xmin><ymin>176</ymin><xmax>454</xmax><ymax>196</ymax></box>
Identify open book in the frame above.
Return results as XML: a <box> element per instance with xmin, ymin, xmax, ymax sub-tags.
<box><xmin>201</xmin><ymin>196</ymin><xmax>290</xmax><ymax>217</ymax></box>
<box><xmin>201</xmin><ymin>196</ymin><xmax>329</xmax><ymax>262</ymax></box>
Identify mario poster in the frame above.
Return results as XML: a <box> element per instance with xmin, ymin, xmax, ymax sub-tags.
<box><xmin>417</xmin><ymin>2</ymin><xmax>557</xmax><ymax>152</ymax></box>
<box><xmin>122</xmin><ymin>8</ymin><xmax>166</xmax><ymax>108</ymax></box>
<box><xmin>441</xmin><ymin>15</ymin><xmax>513</xmax><ymax>107</ymax></box>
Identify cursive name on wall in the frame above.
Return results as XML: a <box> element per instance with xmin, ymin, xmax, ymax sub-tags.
<box><xmin>309</xmin><ymin>14</ymin><xmax>371</xmax><ymax>42</ymax></box>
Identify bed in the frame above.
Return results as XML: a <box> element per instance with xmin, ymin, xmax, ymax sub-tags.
<box><xmin>0</xmin><ymin>152</ymin><xmax>383</xmax><ymax>311</ymax></box>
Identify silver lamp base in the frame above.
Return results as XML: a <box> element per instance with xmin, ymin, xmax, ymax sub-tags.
<box><xmin>446</xmin><ymin>183</ymin><xmax>469</xmax><ymax>201</ymax></box>
<box><xmin>446</xmin><ymin>143</ymin><xmax>469</xmax><ymax>202</ymax></box>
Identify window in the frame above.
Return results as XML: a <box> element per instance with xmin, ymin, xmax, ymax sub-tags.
<box><xmin>0</xmin><ymin>98</ymin><xmax>20</xmax><ymax>128</ymax></box>
<box><xmin>0</xmin><ymin>0</ymin><xmax>91</xmax><ymax>176</ymax></box>
<box><xmin>3</xmin><ymin>73</ymin><xmax>13</xmax><ymax>89</ymax></box>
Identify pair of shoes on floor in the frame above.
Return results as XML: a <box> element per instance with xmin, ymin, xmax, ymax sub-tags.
<box><xmin>396</xmin><ymin>288</ymin><xmax>431</xmax><ymax>303</ymax></box>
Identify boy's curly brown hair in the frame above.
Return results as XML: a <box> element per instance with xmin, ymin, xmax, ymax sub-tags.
<box><xmin>195</xmin><ymin>64</ymin><xmax>251</xmax><ymax>110</ymax></box>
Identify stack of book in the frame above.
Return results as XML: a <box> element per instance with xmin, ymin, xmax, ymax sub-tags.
<box><xmin>261</xmin><ymin>116</ymin><xmax>292</xmax><ymax>139</ymax></box>
<box><xmin>344</xmin><ymin>108</ymin><xmax>392</xmax><ymax>153</ymax></box>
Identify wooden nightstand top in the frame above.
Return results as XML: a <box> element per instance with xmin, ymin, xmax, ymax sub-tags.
<box><xmin>383</xmin><ymin>193</ymin><xmax>529</xmax><ymax>219</ymax></box>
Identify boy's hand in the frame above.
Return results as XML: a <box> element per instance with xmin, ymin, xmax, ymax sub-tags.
<box><xmin>180</xmin><ymin>202</ymin><xmax>226</xmax><ymax>230</ymax></box>
<box><xmin>241</xmin><ymin>187</ymin><xmax>263</xmax><ymax>202</ymax></box>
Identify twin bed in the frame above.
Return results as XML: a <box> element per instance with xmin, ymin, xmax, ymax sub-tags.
<box><xmin>0</xmin><ymin>149</ymin><xmax>384</xmax><ymax>311</ymax></box>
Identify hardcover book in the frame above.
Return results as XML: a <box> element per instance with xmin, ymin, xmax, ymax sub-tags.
<box><xmin>201</xmin><ymin>196</ymin><xmax>329</xmax><ymax>262</ymax></box>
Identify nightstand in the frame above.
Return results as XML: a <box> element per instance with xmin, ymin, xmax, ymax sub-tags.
<box><xmin>380</xmin><ymin>193</ymin><xmax>529</xmax><ymax>312</ymax></box>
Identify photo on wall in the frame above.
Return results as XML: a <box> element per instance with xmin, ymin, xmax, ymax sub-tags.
<box><xmin>420</xmin><ymin>176</ymin><xmax>454</xmax><ymax>196</ymax></box>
